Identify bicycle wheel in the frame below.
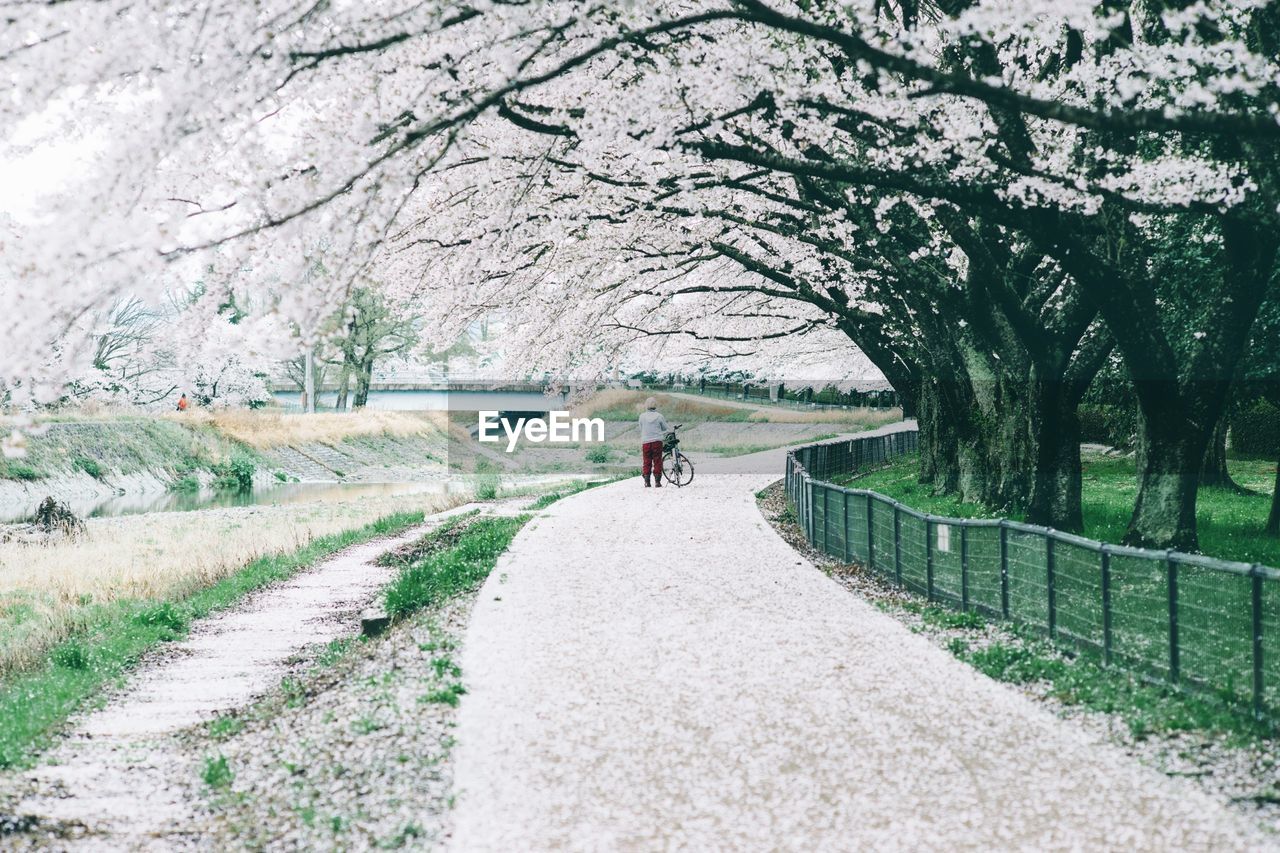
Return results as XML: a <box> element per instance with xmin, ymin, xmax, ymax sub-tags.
<box><xmin>663</xmin><ymin>451</ymin><xmax>694</xmax><ymax>487</ymax></box>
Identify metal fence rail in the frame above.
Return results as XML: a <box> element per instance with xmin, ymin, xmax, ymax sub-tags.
<box><xmin>785</xmin><ymin>429</ymin><xmax>1280</xmax><ymax>721</ymax></box>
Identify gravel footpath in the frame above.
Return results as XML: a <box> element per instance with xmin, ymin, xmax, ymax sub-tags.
<box><xmin>450</xmin><ymin>430</ymin><xmax>1271</xmax><ymax>851</ymax></box>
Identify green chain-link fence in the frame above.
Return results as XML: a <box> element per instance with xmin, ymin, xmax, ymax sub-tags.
<box><xmin>785</xmin><ymin>429</ymin><xmax>1280</xmax><ymax>721</ymax></box>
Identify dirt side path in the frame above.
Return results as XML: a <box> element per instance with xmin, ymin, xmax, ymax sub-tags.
<box><xmin>3</xmin><ymin>504</ymin><xmax>479</xmax><ymax>851</ymax></box>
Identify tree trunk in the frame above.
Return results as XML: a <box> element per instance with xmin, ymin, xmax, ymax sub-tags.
<box><xmin>1023</xmin><ymin>376</ymin><xmax>1084</xmax><ymax>533</ymax></box>
<box><xmin>353</xmin><ymin>357</ymin><xmax>374</xmax><ymax>409</ymax></box>
<box><xmin>1266</xmin><ymin>457</ymin><xmax>1280</xmax><ymax>537</ymax></box>
<box><xmin>334</xmin><ymin>366</ymin><xmax>351</xmax><ymax>412</ymax></box>
<box><xmin>1125</xmin><ymin>387</ymin><xmax>1210</xmax><ymax>551</ymax></box>
<box><xmin>1198</xmin><ymin>415</ymin><xmax>1245</xmax><ymax>492</ymax></box>
<box><xmin>915</xmin><ymin>379</ymin><xmax>962</xmax><ymax>494</ymax></box>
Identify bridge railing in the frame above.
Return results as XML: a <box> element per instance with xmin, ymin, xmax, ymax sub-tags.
<box><xmin>785</xmin><ymin>428</ymin><xmax>1280</xmax><ymax>724</ymax></box>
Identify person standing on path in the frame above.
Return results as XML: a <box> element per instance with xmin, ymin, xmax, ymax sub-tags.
<box><xmin>638</xmin><ymin>397</ymin><xmax>670</xmax><ymax>488</ymax></box>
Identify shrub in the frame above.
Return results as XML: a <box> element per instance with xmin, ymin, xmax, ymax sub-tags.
<box><xmin>472</xmin><ymin>459</ymin><xmax>500</xmax><ymax>500</ymax></box>
<box><xmin>211</xmin><ymin>455</ymin><xmax>256</xmax><ymax>491</ymax></box>
<box><xmin>1077</xmin><ymin>404</ymin><xmax>1136</xmax><ymax>449</ymax></box>
<box><xmin>2</xmin><ymin>463</ymin><xmax>40</xmax><ymax>481</ymax></box>
<box><xmin>170</xmin><ymin>474</ymin><xmax>201</xmax><ymax>493</ymax></box>
<box><xmin>52</xmin><ymin>642</ymin><xmax>91</xmax><ymax>671</ymax></box>
<box><xmin>72</xmin><ymin>457</ymin><xmax>104</xmax><ymax>480</ymax></box>
<box><xmin>134</xmin><ymin>602</ymin><xmax>189</xmax><ymax>638</ymax></box>
<box><xmin>1229</xmin><ymin>400</ymin><xmax>1280</xmax><ymax>458</ymax></box>
<box><xmin>273</xmin><ymin>470</ymin><xmax>288</xmax><ymax>482</ymax></box>
<box><xmin>584</xmin><ymin>445</ymin><xmax>613</xmax><ymax>464</ymax></box>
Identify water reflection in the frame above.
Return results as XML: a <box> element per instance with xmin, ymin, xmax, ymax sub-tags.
<box><xmin>0</xmin><ymin>481</ymin><xmax>458</xmax><ymax>525</ymax></box>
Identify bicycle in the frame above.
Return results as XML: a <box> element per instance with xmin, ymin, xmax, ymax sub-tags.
<box><xmin>662</xmin><ymin>424</ymin><xmax>695</xmax><ymax>487</ymax></box>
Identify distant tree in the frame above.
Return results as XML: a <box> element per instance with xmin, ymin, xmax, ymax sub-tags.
<box><xmin>322</xmin><ymin>288</ymin><xmax>418</xmax><ymax>410</ymax></box>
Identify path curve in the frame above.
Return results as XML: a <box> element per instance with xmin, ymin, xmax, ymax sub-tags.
<box><xmin>451</xmin><ymin>428</ymin><xmax>1269</xmax><ymax>851</ymax></box>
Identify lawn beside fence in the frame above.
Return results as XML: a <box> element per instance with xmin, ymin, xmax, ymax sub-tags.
<box><xmin>834</xmin><ymin>452</ymin><xmax>1279</xmax><ymax>569</ymax></box>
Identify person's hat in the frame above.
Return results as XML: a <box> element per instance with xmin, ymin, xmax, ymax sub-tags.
<box><xmin>645</xmin><ymin>397</ymin><xmax>657</xmax><ymax>410</ymax></box>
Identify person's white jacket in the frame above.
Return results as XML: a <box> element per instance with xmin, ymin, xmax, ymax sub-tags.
<box><xmin>638</xmin><ymin>410</ymin><xmax>671</xmax><ymax>443</ymax></box>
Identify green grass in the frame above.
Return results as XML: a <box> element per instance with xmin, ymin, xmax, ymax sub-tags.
<box><xmin>202</xmin><ymin>753</ymin><xmax>234</xmax><ymax>788</ymax></box>
<box><xmin>956</xmin><ymin>636</ymin><xmax>1269</xmax><ymax>740</ymax></box>
<box><xmin>71</xmin><ymin>456</ymin><xmax>104</xmax><ymax>480</ymax></box>
<box><xmin>384</xmin><ymin>516</ymin><xmax>529</xmax><ymax>618</ymax></box>
<box><xmin>835</xmin><ymin>452</ymin><xmax>1280</xmax><ymax>567</ymax></box>
<box><xmin>817</xmin><ymin>452</ymin><xmax>1280</xmax><ymax>722</ymax></box>
<box><xmin>527</xmin><ymin>478</ymin><xmax>613</xmax><ymax>510</ymax></box>
<box><xmin>0</xmin><ymin>511</ymin><xmax>427</xmax><ymax>770</ymax></box>
<box><xmin>472</xmin><ymin>459</ymin><xmax>500</xmax><ymax>501</ymax></box>
<box><xmin>702</xmin><ymin>443</ymin><xmax>778</xmax><ymax>457</ymax></box>
<box><xmin>207</xmin><ymin>715</ymin><xmax>245</xmax><ymax>740</ymax></box>
<box><xmin>1</xmin><ymin>462</ymin><xmax>40</xmax><ymax>481</ymax></box>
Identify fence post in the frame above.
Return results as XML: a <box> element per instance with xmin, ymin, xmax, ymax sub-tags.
<box><xmin>806</xmin><ymin>480</ymin><xmax>814</xmax><ymax>542</ymax></box>
<box><xmin>1252</xmin><ymin>566</ymin><xmax>1264</xmax><ymax>719</ymax></box>
<box><xmin>822</xmin><ymin>486</ymin><xmax>830</xmax><ymax>554</ymax></box>
<box><xmin>842</xmin><ymin>491</ymin><xmax>851</xmax><ymax>563</ymax></box>
<box><xmin>999</xmin><ymin>521</ymin><xmax>1010</xmax><ymax>619</ymax></box>
<box><xmin>866</xmin><ymin>496</ymin><xmax>875</xmax><ymax>571</ymax></box>
<box><xmin>1167</xmin><ymin>551</ymin><xmax>1179</xmax><ymax>684</ymax></box>
<box><xmin>1046</xmin><ymin>535</ymin><xmax>1056</xmax><ymax>640</ymax></box>
<box><xmin>925</xmin><ymin>518</ymin><xmax>934</xmax><ymax>602</ymax></box>
<box><xmin>893</xmin><ymin>505</ymin><xmax>903</xmax><ymax>586</ymax></box>
<box><xmin>960</xmin><ymin>525</ymin><xmax>970</xmax><ymax>612</ymax></box>
<box><xmin>1101</xmin><ymin>546</ymin><xmax>1113</xmax><ymax>666</ymax></box>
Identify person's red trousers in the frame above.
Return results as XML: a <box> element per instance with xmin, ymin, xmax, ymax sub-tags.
<box><xmin>641</xmin><ymin>440</ymin><xmax>664</xmax><ymax>485</ymax></box>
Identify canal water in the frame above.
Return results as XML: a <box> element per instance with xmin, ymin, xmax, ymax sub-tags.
<box><xmin>0</xmin><ymin>481</ymin><xmax>460</xmax><ymax>525</ymax></box>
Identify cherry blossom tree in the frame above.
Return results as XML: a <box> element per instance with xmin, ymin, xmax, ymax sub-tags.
<box><xmin>4</xmin><ymin>0</ymin><xmax>1278</xmax><ymax>547</ymax></box>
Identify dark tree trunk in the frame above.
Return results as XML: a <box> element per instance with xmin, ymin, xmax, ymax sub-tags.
<box><xmin>1125</xmin><ymin>384</ymin><xmax>1213</xmax><ymax>551</ymax></box>
<box><xmin>915</xmin><ymin>379</ymin><xmax>963</xmax><ymax>495</ymax></box>
<box><xmin>1024</xmin><ymin>376</ymin><xmax>1084</xmax><ymax>533</ymax></box>
<box><xmin>1266</xmin><ymin>457</ymin><xmax>1280</xmax><ymax>537</ymax></box>
<box><xmin>1198</xmin><ymin>415</ymin><xmax>1245</xmax><ymax>492</ymax></box>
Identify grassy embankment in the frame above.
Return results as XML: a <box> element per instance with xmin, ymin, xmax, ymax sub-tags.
<box><xmin>574</xmin><ymin>389</ymin><xmax>901</xmax><ymax>425</ymax></box>
<box><xmin>0</xmin><ymin>410</ymin><xmax>450</xmax><ymax>488</ymax></box>
<box><xmin>0</xmin><ymin>416</ymin><xmax>257</xmax><ymax>486</ymax></box>
<box><xmin>0</xmin><ymin>507</ymin><xmax>456</xmax><ymax>769</ymax></box>
<box><xmin>833</xmin><ymin>452</ymin><xmax>1280</xmax><ymax>568</ymax></box>
<box><xmin>570</xmin><ymin>391</ymin><xmax>899</xmax><ymax>459</ymax></box>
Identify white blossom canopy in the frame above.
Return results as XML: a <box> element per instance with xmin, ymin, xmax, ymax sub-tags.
<box><xmin>2</xmin><ymin>0</ymin><xmax>1276</xmax><ymax>401</ymax></box>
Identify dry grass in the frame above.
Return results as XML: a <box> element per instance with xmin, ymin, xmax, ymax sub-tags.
<box><xmin>0</xmin><ymin>491</ymin><xmax>466</xmax><ymax>679</ymax></box>
<box><xmin>189</xmin><ymin>410</ymin><xmax>448</xmax><ymax>449</ymax></box>
<box><xmin>571</xmin><ymin>389</ymin><xmax>903</xmax><ymax>426</ymax></box>
<box><xmin>571</xmin><ymin>390</ymin><xmax>753</xmax><ymax>421</ymax></box>
<box><xmin>743</xmin><ymin>407</ymin><xmax>903</xmax><ymax>425</ymax></box>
